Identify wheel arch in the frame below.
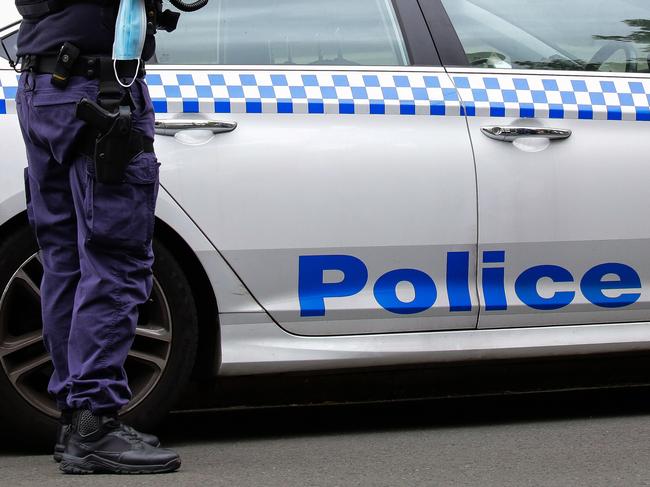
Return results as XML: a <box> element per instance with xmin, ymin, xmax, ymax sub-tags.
<box><xmin>154</xmin><ymin>216</ymin><xmax>220</xmax><ymax>380</ymax></box>
<box><xmin>0</xmin><ymin>211</ymin><xmax>30</xmax><ymax>248</ymax></box>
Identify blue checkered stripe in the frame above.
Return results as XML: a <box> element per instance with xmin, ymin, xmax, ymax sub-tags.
<box><xmin>145</xmin><ymin>71</ymin><xmax>460</xmax><ymax>116</ymax></box>
<box><xmin>0</xmin><ymin>71</ymin><xmax>649</xmax><ymax>120</ymax></box>
<box><xmin>454</xmin><ymin>75</ymin><xmax>650</xmax><ymax>121</ymax></box>
<box><xmin>0</xmin><ymin>72</ymin><xmax>19</xmax><ymax>114</ymax></box>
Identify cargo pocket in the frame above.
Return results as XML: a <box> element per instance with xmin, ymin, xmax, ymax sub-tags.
<box><xmin>86</xmin><ymin>152</ymin><xmax>160</xmax><ymax>252</ymax></box>
<box><xmin>32</xmin><ymin>88</ymin><xmax>98</xmax><ymax>163</ymax></box>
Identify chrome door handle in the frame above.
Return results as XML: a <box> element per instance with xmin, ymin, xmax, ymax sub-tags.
<box><xmin>481</xmin><ymin>126</ymin><xmax>572</xmax><ymax>142</ymax></box>
<box><xmin>155</xmin><ymin>119</ymin><xmax>237</xmax><ymax>136</ymax></box>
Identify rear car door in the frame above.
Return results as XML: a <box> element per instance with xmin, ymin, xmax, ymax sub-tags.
<box><xmin>429</xmin><ymin>0</ymin><xmax>650</xmax><ymax>328</ymax></box>
<box><xmin>152</xmin><ymin>0</ymin><xmax>479</xmax><ymax>335</ymax></box>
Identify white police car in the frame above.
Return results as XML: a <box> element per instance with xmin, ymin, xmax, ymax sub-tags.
<box><xmin>0</xmin><ymin>0</ymin><xmax>649</xmax><ymax>438</ymax></box>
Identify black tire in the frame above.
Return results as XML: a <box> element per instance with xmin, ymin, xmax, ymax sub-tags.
<box><xmin>0</xmin><ymin>223</ymin><xmax>198</xmax><ymax>446</ymax></box>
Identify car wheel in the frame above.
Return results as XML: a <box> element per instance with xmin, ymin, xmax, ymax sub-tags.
<box><xmin>0</xmin><ymin>224</ymin><xmax>198</xmax><ymax>444</ymax></box>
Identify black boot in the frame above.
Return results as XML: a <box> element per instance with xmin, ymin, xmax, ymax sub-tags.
<box><xmin>53</xmin><ymin>410</ymin><xmax>73</xmax><ymax>463</ymax></box>
<box><xmin>60</xmin><ymin>409</ymin><xmax>180</xmax><ymax>475</ymax></box>
<box><xmin>54</xmin><ymin>410</ymin><xmax>161</xmax><ymax>463</ymax></box>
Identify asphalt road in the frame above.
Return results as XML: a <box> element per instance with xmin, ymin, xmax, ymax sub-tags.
<box><xmin>2</xmin><ymin>388</ymin><xmax>650</xmax><ymax>487</ymax></box>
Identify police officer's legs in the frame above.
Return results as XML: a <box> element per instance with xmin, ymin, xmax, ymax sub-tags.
<box><xmin>22</xmin><ymin>135</ymin><xmax>80</xmax><ymax>412</ymax></box>
<box><xmin>23</xmin><ymin>148</ymin><xmax>83</xmax><ymax>462</ymax></box>
<box><xmin>17</xmin><ymin>73</ymin><xmax>179</xmax><ymax>474</ymax></box>
<box><xmin>17</xmin><ymin>73</ymin><xmax>81</xmax><ymax>413</ymax></box>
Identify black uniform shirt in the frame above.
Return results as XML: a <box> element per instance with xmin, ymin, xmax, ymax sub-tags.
<box><xmin>16</xmin><ymin>3</ymin><xmax>156</xmax><ymax>60</ymax></box>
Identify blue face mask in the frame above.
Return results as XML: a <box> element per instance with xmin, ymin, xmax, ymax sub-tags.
<box><xmin>112</xmin><ymin>0</ymin><xmax>147</xmax><ymax>87</ymax></box>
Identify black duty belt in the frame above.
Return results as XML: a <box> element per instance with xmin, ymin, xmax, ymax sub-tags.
<box><xmin>21</xmin><ymin>54</ymin><xmax>146</xmax><ymax>81</ymax></box>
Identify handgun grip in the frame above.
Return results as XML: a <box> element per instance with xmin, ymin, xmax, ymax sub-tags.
<box><xmin>76</xmin><ymin>98</ymin><xmax>117</xmax><ymax>133</ymax></box>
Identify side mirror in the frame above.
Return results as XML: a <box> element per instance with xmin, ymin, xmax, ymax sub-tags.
<box><xmin>1</xmin><ymin>26</ymin><xmax>20</xmax><ymax>71</ymax></box>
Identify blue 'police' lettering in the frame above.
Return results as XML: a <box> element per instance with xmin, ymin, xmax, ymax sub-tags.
<box><xmin>515</xmin><ymin>265</ymin><xmax>575</xmax><ymax>310</ymax></box>
<box><xmin>373</xmin><ymin>269</ymin><xmax>437</xmax><ymax>315</ymax></box>
<box><xmin>447</xmin><ymin>252</ymin><xmax>472</xmax><ymax>312</ymax></box>
<box><xmin>297</xmin><ymin>252</ymin><xmax>644</xmax><ymax>317</ymax></box>
<box><xmin>298</xmin><ymin>255</ymin><xmax>368</xmax><ymax>317</ymax></box>
<box><xmin>482</xmin><ymin>251</ymin><xmax>507</xmax><ymax>311</ymax></box>
<box><xmin>580</xmin><ymin>263</ymin><xmax>641</xmax><ymax>309</ymax></box>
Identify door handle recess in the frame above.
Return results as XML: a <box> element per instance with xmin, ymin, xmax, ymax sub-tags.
<box><xmin>481</xmin><ymin>126</ymin><xmax>572</xmax><ymax>142</ymax></box>
<box><xmin>155</xmin><ymin>119</ymin><xmax>237</xmax><ymax>136</ymax></box>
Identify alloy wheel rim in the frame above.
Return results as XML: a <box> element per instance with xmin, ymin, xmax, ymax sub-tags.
<box><xmin>0</xmin><ymin>252</ymin><xmax>173</xmax><ymax>418</ymax></box>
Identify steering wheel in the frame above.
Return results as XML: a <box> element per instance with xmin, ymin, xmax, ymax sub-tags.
<box><xmin>586</xmin><ymin>41</ymin><xmax>638</xmax><ymax>73</ymax></box>
<box><xmin>468</xmin><ymin>51</ymin><xmax>512</xmax><ymax>69</ymax></box>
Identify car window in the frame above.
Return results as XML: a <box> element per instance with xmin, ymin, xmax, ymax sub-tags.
<box><xmin>0</xmin><ymin>26</ymin><xmax>18</xmax><ymax>63</ymax></box>
<box><xmin>155</xmin><ymin>0</ymin><xmax>409</xmax><ymax>66</ymax></box>
<box><xmin>441</xmin><ymin>0</ymin><xmax>650</xmax><ymax>73</ymax></box>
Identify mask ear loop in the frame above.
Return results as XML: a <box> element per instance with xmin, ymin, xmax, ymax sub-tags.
<box><xmin>113</xmin><ymin>58</ymin><xmax>141</xmax><ymax>89</ymax></box>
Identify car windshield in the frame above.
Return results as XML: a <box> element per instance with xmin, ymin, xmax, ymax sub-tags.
<box><xmin>442</xmin><ymin>0</ymin><xmax>650</xmax><ymax>72</ymax></box>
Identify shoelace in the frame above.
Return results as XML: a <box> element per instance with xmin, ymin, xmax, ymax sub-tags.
<box><xmin>104</xmin><ymin>419</ymin><xmax>142</xmax><ymax>443</ymax></box>
<box><xmin>120</xmin><ymin>424</ymin><xmax>143</xmax><ymax>440</ymax></box>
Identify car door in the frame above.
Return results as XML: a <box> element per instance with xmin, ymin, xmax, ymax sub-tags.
<box><xmin>428</xmin><ymin>0</ymin><xmax>650</xmax><ymax>328</ymax></box>
<box><xmin>152</xmin><ymin>0</ymin><xmax>480</xmax><ymax>336</ymax></box>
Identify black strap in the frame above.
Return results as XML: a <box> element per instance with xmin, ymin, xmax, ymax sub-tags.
<box><xmin>97</xmin><ymin>57</ymin><xmax>129</xmax><ymax>112</ymax></box>
<box><xmin>22</xmin><ymin>55</ymin><xmax>145</xmax><ymax>81</ymax></box>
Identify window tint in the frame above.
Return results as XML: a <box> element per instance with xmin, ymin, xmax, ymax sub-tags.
<box><xmin>155</xmin><ymin>0</ymin><xmax>409</xmax><ymax>66</ymax></box>
<box><xmin>441</xmin><ymin>0</ymin><xmax>650</xmax><ymax>73</ymax></box>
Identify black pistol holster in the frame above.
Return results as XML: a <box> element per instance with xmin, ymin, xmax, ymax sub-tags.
<box><xmin>77</xmin><ymin>99</ymin><xmax>133</xmax><ymax>184</ymax></box>
<box><xmin>76</xmin><ymin>58</ymin><xmax>140</xmax><ymax>184</ymax></box>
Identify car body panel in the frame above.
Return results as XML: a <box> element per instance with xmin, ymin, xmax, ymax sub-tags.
<box><xmin>152</xmin><ymin>67</ymin><xmax>480</xmax><ymax>335</ymax></box>
<box><xmin>0</xmin><ymin>75</ymin><xmax>25</xmax><ymax>226</ymax></box>
<box><xmin>155</xmin><ymin>187</ymin><xmax>266</xmax><ymax>315</ymax></box>
<box><xmin>220</xmin><ymin>315</ymin><xmax>650</xmax><ymax>375</ymax></box>
<box><xmin>445</xmin><ymin>69</ymin><xmax>650</xmax><ymax>328</ymax></box>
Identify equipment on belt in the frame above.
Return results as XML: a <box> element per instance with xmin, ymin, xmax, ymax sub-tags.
<box><xmin>76</xmin><ymin>97</ymin><xmax>154</xmax><ymax>184</ymax></box>
<box><xmin>16</xmin><ymin>0</ymin><xmax>210</xmax><ymax>184</ymax></box>
<box><xmin>21</xmin><ymin>52</ymin><xmax>146</xmax><ymax>83</ymax></box>
<box><xmin>78</xmin><ymin>55</ymin><xmax>152</xmax><ymax>184</ymax></box>
<box><xmin>24</xmin><ymin>45</ymin><xmax>150</xmax><ymax>184</ymax></box>
<box><xmin>51</xmin><ymin>42</ymin><xmax>80</xmax><ymax>89</ymax></box>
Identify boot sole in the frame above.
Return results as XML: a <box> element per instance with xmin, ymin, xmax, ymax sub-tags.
<box><xmin>53</xmin><ymin>446</ymin><xmax>64</xmax><ymax>463</ymax></box>
<box><xmin>60</xmin><ymin>453</ymin><xmax>180</xmax><ymax>475</ymax></box>
<box><xmin>54</xmin><ymin>441</ymin><xmax>161</xmax><ymax>463</ymax></box>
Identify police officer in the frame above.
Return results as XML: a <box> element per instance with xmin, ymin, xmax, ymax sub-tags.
<box><xmin>15</xmin><ymin>0</ymin><xmax>181</xmax><ymax>475</ymax></box>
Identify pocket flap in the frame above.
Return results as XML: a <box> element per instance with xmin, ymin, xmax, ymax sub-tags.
<box><xmin>32</xmin><ymin>89</ymin><xmax>97</xmax><ymax>107</ymax></box>
<box><xmin>123</xmin><ymin>153</ymin><xmax>160</xmax><ymax>184</ymax></box>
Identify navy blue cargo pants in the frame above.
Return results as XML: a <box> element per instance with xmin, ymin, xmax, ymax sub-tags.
<box><xmin>16</xmin><ymin>72</ymin><xmax>159</xmax><ymax>414</ymax></box>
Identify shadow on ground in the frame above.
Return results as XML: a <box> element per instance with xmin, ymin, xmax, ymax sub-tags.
<box><xmin>5</xmin><ymin>352</ymin><xmax>650</xmax><ymax>455</ymax></box>
<box><xmin>157</xmin><ymin>386</ymin><xmax>650</xmax><ymax>449</ymax></box>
